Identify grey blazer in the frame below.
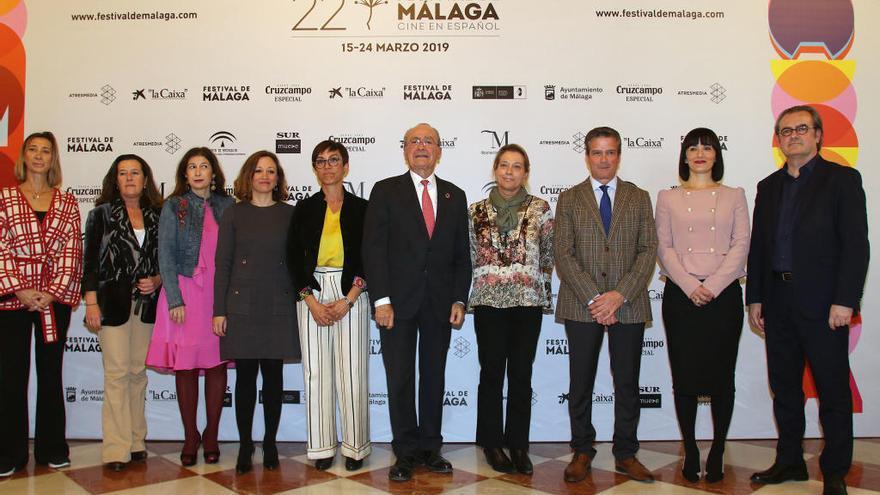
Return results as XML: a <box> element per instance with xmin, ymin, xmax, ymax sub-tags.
<box><xmin>554</xmin><ymin>178</ymin><xmax>658</xmax><ymax>324</ymax></box>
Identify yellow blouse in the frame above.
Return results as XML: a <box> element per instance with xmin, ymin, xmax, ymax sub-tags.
<box><xmin>316</xmin><ymin>205</ymin><xmax>344</xmax><ymax>268</ymax></box>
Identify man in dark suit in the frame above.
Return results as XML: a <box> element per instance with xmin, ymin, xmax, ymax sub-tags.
<box><xmin>747</xmin><ymin>105</ymin><xmax>869</xmax><ymax>495</ymax></box>
<box><xmin>363</xmin><ymin>123</ymin><xmax>472</xmax><ymax>481</ymax></box>
<box><xmin>554</xmin><ymin>127</ymin><xmax>658</xmax><ymax>483</ymax></box>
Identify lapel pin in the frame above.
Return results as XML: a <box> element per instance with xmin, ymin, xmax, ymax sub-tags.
<box><xmin>444</xmin><ymin>192</ymin><xmax>450</xmax><ymax>199</ymax></box>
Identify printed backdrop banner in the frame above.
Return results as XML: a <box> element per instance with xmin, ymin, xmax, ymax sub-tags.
<box><xmin>8</xmin><ymin>0</ymin><xmax>879</xmax><ymax>441</ymax></box>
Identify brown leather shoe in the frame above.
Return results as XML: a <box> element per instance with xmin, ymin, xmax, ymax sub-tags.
<box><xmin>564</xmin><ymin>452</ymin><xmax>592</xmax><ymax>482</ymax></box>
<box><xmin>615</xmin><ymin>457</ymin><xmax>655</xmax><ymax>482</ymax></box>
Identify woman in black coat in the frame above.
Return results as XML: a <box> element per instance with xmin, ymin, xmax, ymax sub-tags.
<box><xmin>82</xmin><ymin>154</ymin><xmax>163</xmax><ymax>472</ymax></box>
<box><xmin>287</xmin><ymin>141</ymin><xmax>370</xmax><ymax>471</ymax></box>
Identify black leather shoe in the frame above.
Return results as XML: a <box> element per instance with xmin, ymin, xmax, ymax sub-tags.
<box><xmin>130</xmin><ymin>451</ymin><xmax>148</xmax><ymax>463</ymax></box>
<box><xmin>105</xmin><ymin>461</ymin><xmax>127</xmax><ymax>472</ymax></box>
<box><xmin>423</xmin><ymin>450</ymin><xmax>453</xmax><ymax>473</ymax></box>
<box><xmin>345</xmin><ymin>456</ymin><xmax>363</xmax><ymax>471</ymax></box>
<box><xmin>315</xmin><ymin>457</ymin><xmax>333</xmax><ymax>470</ymax></box>
<box><xmin>0</xmin><ymin>461</ymin><xmax>26</xmax><ymax>477</ymax></box>
<box><xmin>509</xmin><ymin>449</ymin><xmax>533</xmax><ymax>475</ymax></box>
<box><xmin>389</xmin><ymin>455</ymin><xmax>415</xmax><ymax>482</ymax></box>
<box><xmin>483</xmin><ymin>448</ymin><xmax>514</xmax><ymax>473</ymax></box>
<box><xmin>750</xmin><ymin>462</ymin><xmax>809</xmax><ymax>484</ymax></box>
<box><xmin>235</xmin><ymin>443</ymin><xmax>254</xmax><ymax>475</ymax></box>
<box><xmin>823</xmin><ymin>474</ymin><xmax>848</xmax><ymax>495</ymax></box>
<box><xmin>263</xmin><ymin>443</ymin><xmax>279</xmax><ymax>471</ymax></box>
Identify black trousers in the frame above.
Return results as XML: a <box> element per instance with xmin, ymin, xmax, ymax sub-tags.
<box><xmin>379</xmin><ymin>293</ymin><xmax>451</xmax><ymax>456</ymax></box>
<box><xmin>473</xmin><ymin>306</ymin><xmax>542</xmax><ymax>449</ymax></box>
<box><xmin>764</xmin><ymin>278</ymin><xmax>852</xmax><ymax>476</ymax></box>
<box><xmin>0</xmin><ymin>304</ymin><xmax>72</xmax><ymax>466</ymax></box>
<box><xmin>565</xmin><ymin>319</ymin><xmax>645</xmax><ymax>460</ymax></box>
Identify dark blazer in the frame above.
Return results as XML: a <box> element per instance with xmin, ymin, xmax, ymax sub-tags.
<box><xmin>362</xmin><ymin>172</ymin><xmax>472</xmax><ymax>321</ymax></box>
<box><xmin>287</xmin><ymin>189</ymin><xmax>368</xmax><ymax>295</ymax></box>
<box><xmin>746</xmin><ymin>156</ymin><xmax>869</xmax><ymax>318</ymax></box>
<box><xmin>82</xmin><ymin>199</ymin><xmax>161</xmax><ymax>325</ymax></box>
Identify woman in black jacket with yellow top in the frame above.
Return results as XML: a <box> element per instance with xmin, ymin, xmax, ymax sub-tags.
<box><xmin>287</xmin><ymin>140</ymin><xmax>370</xmax><ymax>471</ymax></box>
<box><xmin>82</xmin><ymin>154</ymin><xmax>163</xmax><ymax>472</ymax></box>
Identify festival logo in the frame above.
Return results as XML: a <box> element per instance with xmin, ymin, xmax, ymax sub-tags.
<box><xmin>202</xmin><ymin>85</ymin><xmax>252</xmax><ymax>102</ymax></box>
<box><xmin>443</xmin><ymin>389</ymin><xmax>470</xmax><ymax>407</ymax></box>
<box><xmin>66</xmin><ymin>136</ymin><xmax>115</xmax><ymax>153</ymax></box>
<box><xmin>403</xmin><ymin>84</ymin><xmax>453</xmax><ymax>101</ymax></box>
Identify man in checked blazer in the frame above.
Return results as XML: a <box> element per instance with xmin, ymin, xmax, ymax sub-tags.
<box><xmin>555</xmin><ymin>126</ymin><xmax>659</xmax><ymax>484</ymax></box>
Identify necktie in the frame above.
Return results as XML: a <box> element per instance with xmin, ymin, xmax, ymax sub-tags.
<box><xmin>599</xmin><ymin>184</ymin><xmax>612</xmax><ymax>234</ymax></box>
<box><xmin>421</xmin><ymin>179</ymin><xmax>435</xmax><ymax>238</ymax></box>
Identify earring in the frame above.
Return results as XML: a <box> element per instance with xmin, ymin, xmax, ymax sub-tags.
<box><xmin>273</xmin><ymin>185</ymin><xmax>278</xmax><ymax>191</ymax></box>
<box><xmin>211</xmin><ymin>176</ymin><xmax>216</xmax><ymax>191</ymax></box>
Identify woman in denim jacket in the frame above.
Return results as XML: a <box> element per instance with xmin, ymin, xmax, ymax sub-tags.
<box><xmin>146</xmin><ymin>148</ymin><xmax>233</xmax><ymax>466</ymax></box>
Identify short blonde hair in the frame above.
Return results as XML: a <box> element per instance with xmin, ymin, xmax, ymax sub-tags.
<box><xmin>15</xmin><ymin>132</ymin><xmax>63</xmax><ymax>187</ymax></box>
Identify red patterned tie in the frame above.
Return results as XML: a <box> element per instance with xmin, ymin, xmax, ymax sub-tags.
<box><xmin>421</xmin><ymin>179</ymin><xmax>435</xmax><ymax>238</ymax></box>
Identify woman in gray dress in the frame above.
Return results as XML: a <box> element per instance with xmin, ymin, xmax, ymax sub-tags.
<box><xmin>213</xmin><ymin>150</ymin><xmax>300</xmax><ymax>474</ymax></box>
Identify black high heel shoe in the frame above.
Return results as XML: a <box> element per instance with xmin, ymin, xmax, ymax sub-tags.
<box><xmin>263</xmin><ymin>443</ymin><xmax>279</xmax><ymax>471</ymax></box>
<box><xmin>705</xmin><ymin>444</ymin><xmax>724</xmax><ymax>483</ymax></box>
<box><xmin>236</xmin><ymin>443</ymin><xmax>255</xmax><ymax>474</ymax></box>
<box><xmin>681</xmin><ymin>444</ymin><xmax>700</xmax><ymax>483</ymax></box>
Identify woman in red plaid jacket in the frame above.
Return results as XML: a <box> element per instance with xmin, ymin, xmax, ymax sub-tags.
<box><xmin>0</xmin><ymin>131</ymin><xmax>83</xmax><ymax>477</ymax></box>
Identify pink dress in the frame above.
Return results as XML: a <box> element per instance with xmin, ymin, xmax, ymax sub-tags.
<box><xmin>146</xmin><ymin>205</ymin><xmax>227</xmax><ymax>371</ymax></box>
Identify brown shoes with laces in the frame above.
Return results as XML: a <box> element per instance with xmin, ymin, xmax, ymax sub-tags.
<box><xmin>563</xmin><ymin>452</ymin><xmax>592</xmax><ymax>482</ymax></box>
<box><xmin>615</xmin><ymin>456</ymin><xmax>655</xmax><ymax>482</ymax></box>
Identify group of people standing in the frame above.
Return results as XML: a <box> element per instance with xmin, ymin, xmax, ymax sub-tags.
<box><xmin>0</xmin><ymin>105</ymin><xmax>867</xmax><ymax>495</ymax></box>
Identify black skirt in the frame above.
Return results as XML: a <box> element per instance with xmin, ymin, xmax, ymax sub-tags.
<box><xmin>662</xmin><ymin>279</ymin><xmax>744</xmax><ymax>395</ymax></box>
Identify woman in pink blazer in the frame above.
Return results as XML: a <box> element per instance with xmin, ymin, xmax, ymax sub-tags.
<box><xmin>655</xmin><ymin>128</ymin><xmax>750</xmax><ymax>484</ymax></box>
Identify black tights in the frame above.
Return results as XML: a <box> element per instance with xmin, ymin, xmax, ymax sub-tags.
<box><xmin>674</xmin><ymin>392</ymin><xmax>734</xmax><ymax>473</ymax></box>
<box><xmin>234</xmin><ymin>359</ymin><xmax>283</xmax><ymax>446</ymax></box>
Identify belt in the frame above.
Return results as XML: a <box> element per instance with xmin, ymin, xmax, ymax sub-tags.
<box><xmin>772</xmin><ymin>271</ymin><xmax>793</xmax><ymax>282</ymax></box>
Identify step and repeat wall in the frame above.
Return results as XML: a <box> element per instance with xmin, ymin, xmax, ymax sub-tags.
<box><xmin>3</xmin><ymin>0</ymin><xmax>879</xmax><ymax>441</ymax></box>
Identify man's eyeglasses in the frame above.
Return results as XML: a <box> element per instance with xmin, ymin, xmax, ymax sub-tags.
<box><xmin>315</xmin><ymin>156</ymin><xmax>343</xmax><ymax>168</ymax></box>
<box><xmin>778</xmin><ymin>124</ymin><xmax>815</xmax><ymax>137</ymax></box>
<box><xmin>407</xmin><ymin>137</ymin><xmax>436</xmax><ymax>147</ymax></box>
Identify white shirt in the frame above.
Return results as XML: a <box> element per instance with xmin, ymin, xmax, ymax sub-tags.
<box><xmin>590</xmin><ymin>175</ymin><xmax>618</xmax><ymax>210</ymax></box>
<box><xmin>374</xmin><ymin>171</ymin><xmax>439</xmax><ymax>308</ymax></box>
<box><xmin>133</xmin><ymin>227</ymin><xmax>146</xmax><ymax>247</ymax></box>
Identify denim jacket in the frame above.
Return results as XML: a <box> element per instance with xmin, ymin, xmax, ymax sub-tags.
<box><xmin>158</xmin><ymin>190</ymin><xmax>233</xmax><ymax>309</ymax></box>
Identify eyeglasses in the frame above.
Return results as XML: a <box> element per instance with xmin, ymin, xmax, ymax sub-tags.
<box><xmin>315</xmin><ymin>156</ymin><xmax>343</xmax><ymax>168</ymax></box>
<box><xmin>778</xmin><ymin>124</ymin><xmax>815</xmax><ymax>137</ymax></box>
<box><xmin>407</xmin><ymin>136</ymin><xmax>436</xmax><ymax>147</ymax></box>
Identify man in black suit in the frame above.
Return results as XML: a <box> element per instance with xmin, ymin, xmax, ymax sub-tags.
<box><xmin>747</xmin><ymin>105</ymin><xmax>869</xmax><ymax>495</ymax></box>
<box><xmin>363</xmin><ymin>123</ymin><xmax>472</xmax><ymax>481</ymax></box>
